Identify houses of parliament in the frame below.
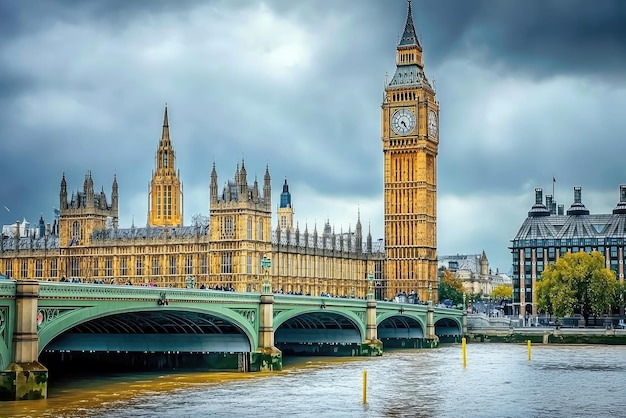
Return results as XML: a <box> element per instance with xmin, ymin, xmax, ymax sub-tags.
<box><xmin>0</xmin><ymin>2</ymin><xmax>439</xmax><ymax>302</ymax></box>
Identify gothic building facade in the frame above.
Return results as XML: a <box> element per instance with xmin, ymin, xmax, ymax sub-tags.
<box><xmin>0</xmin><ymin>2</ymin><xmax>434</xmax><ymax>301</ymax></box>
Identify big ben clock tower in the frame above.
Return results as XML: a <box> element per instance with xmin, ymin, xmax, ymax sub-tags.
<box><xmin>382</xmin><ymin>0</ymin><xmax>439</xmax><ymax>302</ymax></box>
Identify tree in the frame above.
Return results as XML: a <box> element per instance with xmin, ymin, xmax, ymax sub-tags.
<box><xmin>536</xmin><ymin>251</ymin><xmax>618</xmax><ymax>326</ymax></box>
<box><xmin>438</xmin><ymin>268</ymin><xmax>464</xmax><ymax>306</ymax></box>
<box><xmin>491</xmin><ymin>284</ymin><xmax>512</xmax><ymax>300</ymax></box>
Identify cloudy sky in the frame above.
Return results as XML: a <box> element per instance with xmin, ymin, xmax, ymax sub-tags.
<box><xmin>1</xmin><ymin>0</ymin><xmax>626</xmax><ymax>272</ymax></box>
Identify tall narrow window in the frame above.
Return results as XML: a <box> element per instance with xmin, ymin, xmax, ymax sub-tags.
<box><xmin>120</xmin><ymin>257</ymin><xmax>127</xmax><ymax>276</ymax></box>
<box><xmin>70</xmin><ymin>259</ymin><xmax>79</xmax><ymax>277</ymax></box>
<box><xmin>170</xmin><ymin>256</ymin><xmax>177</xmax><ymax>275</ymax></box>
<box><xmin>105</xmin><ymin>258</ymin><xmax>113</xmax><ymax>276</ymax></box>
<box><xmin>201</xmin><ymin>256</ymin><xmax>208</xmax><ymax>274</ymax></box>
<box><xmin>50</xmin><ymin>259</ymin><xmax>57</xmax><ymax>278</ymax></box>
<box><xmin>186</xmin><ymin>255</ymin><xmax>193</xmax><ymax>275</ymax></box>
<box><xmin>221</xmin><ymin>252</ymin><xmax>233</xmax><ymax>274</ymax></box>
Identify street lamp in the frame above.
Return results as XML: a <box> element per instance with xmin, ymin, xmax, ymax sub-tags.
<box><xmin>463</xmin><ymin>293</ymin><xmax>466</xmax><ymax>311</ymax></box>
<box><xmin>367</xmin><ymin>273</ymin><xmax>373</xmax><ymax>299</ymax></box>
<box><xmin>261</xmin><ymin>253</ymin><xmax>271</xmax><ymax>294</ymax></box>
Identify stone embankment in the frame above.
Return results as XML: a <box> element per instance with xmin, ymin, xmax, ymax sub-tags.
<box><xmin>467</xmin><ymin>314</ymin><xmax>626</xmax><ymax>345</ymax></box>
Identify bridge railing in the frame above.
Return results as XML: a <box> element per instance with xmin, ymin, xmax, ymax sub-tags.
<box><xmin>0</xmin><ymin>280</ymin><xmax>16</xmax><ymax>297</ymax></box>
<box><xmin>274</xmin><ymin>294</ymin><xmax>368</xmax><ymax>308</ymax></box>
<box><xmin>38</xmin><ymin>282</ymin><xmax>261</xmax><ymax>303</ymax></box>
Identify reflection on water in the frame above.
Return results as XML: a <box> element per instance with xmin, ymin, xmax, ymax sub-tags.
<box><xmin>4</xmin><ymin>344</ymin><xmax>626</xmax><ymax>417</ymax></box>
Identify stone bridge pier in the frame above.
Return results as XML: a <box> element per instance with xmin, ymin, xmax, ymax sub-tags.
<box><xmin>1</xmin><ymin>280</ymin><xmax>48</xmax><ymax>401</ymax></box>
<box><xmin>250</xmin><ymin>291</ymin><xmax>282</xmax><ymax>371</ymax></box>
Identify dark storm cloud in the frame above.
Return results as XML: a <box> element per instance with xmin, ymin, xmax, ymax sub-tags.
<box><xmin>1</xmin><ymin>0</ymin><xmax>625</xmax><ymax>271</ymax></box>
<box><xmin>420</xmin><ymin>0</ymin><xmax>626</xmax><ymax>79</ymax></box>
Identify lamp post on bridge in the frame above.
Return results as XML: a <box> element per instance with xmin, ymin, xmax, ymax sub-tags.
<box><xmin>367</xmin><ymin>273</ymin><xmax>374</xmax><ymax>300</ymax></box>
<box><xmin>261</xmin><ymin>253</ymin><xmax>271</xmax><ymax>294</ymax></box>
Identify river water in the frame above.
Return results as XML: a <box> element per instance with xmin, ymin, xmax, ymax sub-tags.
<box><xmin>3</xmin><ymin>343</ymin><xmax>626</xmax><ymax>417</ymax></box>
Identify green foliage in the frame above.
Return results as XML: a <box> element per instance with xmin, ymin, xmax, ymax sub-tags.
<box><xmin>491</xmin><ymin>284</ymin><xmax>512</xmax><ymax>300</ymax></box>
<box><xmin>438</xmin><ymin>269</ymin><xmax>464</xmax><ymax>305</ymax></box>
<box><xmin>536</xmin><ymin>251</ymin><xmax>618</xmax><ymax>325</ymax></box>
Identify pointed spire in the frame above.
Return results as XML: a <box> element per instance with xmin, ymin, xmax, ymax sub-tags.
<box><xmin>161</xmin><ymin>103</ymin><xmax>170</xmax><ymax>142</ymax></box>
<box><xmin>399</xmin><ymin>0</ymin><xmax>421</xmax><ymax>49</ymax></box>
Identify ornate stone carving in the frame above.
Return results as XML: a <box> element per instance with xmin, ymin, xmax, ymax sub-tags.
<box><xmin>233</xmin><ymin>309</ymin><xmax>257</xmax><ymax>324</ymax></box>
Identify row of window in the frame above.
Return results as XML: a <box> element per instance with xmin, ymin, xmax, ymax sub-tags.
<box><xmin>513</xmin><ymin>238</ymin><xmax>626</xmax><ymax>248</ymax></box>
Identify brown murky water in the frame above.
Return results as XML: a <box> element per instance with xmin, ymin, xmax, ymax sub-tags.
<box><xmin>3</xmin><ymin>344</ymin><xmax>626</xmax><ymax>417</ymax></box>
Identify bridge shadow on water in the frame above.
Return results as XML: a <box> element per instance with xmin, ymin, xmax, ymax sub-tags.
<box><xmin>39</xmin><ymin>351</ymin><xmax>245</xmax><ymax>384</ymax></box>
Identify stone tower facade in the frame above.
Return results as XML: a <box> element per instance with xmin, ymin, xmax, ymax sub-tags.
<box><xmin>381</xmin><ymin>1</ymin><xmax>439</xmax><ymax>301</ymax></box>
<box><xmin>209</xmin><ymin>160</ymin><xmax>272</xmax><ymax>291</ymax></box>
<box><xmin>58</xmin><ymin>172</ymin><xmax>118</xmax><ymax>248</ymax></box>
<box><xmin>148</xmin><ymin>105</ymin><xmax>183</xmax><ymax>227</ymax></box>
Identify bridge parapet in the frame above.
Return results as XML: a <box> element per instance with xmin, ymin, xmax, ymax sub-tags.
<box><xmin>38</xmin><ymin>283</ymin><xmax>261</xmax><ymax>304</ymax></box>
<box><xmin>0</xmin><ymin>281</ymin><xmax>16</xmax><ymax>298</ymax></box>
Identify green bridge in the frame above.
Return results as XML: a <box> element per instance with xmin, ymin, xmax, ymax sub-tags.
<box><xmin>0</xmin><ymin>279</ymin><xmax>465</xmax><ymax>401</ymax></box>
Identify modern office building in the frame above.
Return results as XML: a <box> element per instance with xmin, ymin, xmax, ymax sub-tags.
<box><xmin>511</xmin><ymin>186</ymin><xmax>626</xmax><ymax>317</ymax></box>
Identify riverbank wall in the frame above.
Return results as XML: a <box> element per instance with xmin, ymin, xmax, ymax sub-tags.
<box><xmin>467</xmin><ymin>327</ymin><xmax>626</xmax><ymax>345</ymax></box>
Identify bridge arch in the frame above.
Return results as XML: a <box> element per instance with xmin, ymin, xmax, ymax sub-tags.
<box><xmin>38</xmin><ymin>304</ymin><xmax>258</xmax><ymax>355</ymax></box>
<box><xmin>274</xmin><ymin>307</ymin><xmax>366</xmax><ymax>346</ymax></box>
<box><xmin>434</xmin><ymin>316</ymin><xmax>462</xmax><ymax>342</ymax></box>
<box><xmin>377</xmin><ymin>312</ymin><xmax>426</xmax><ymax>349</ymax></box>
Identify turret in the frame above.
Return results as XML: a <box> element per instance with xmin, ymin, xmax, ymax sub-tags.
<box><xmin>263</xmin><ymin>164</ymin><xmax>271</xmax><ymax>209</ymax></box>
<box><xmin>60</xmin><ymin>173</ymin><xmax>68</xmax><ymax>210</ymax></box>
<box><xmin>111</xmin><ymin>175</ymin><xmax>119</xmax><ymax>228</ymax></box>
<box><xmin>253</xmin><ymin>176</ymin><xmax>259</xmax><ymax>201</ymax></box>
<box><xmin>239</xmin><ymin>159</ymin><xmax>248</xmax><ymax>199</ymax></box>
<box><xmin>355</xmin><ymin>210</ymin><xmax>363</xmax><ymax>253</ymax></box>
<box><xmin>38</xmin><ymin>215</ymin><xmax>45</xmax><ymax>239</ymax></box>
<box><xmin>84</xmin><ymin>171</ymin><xmax>95</xmax><ymax>207</ymax></box>
<box><xmin>210</xmin><ymin>162</ymin><xmax>218</xmax><ymax>204</ymax></box>
<box><xmin>480</xmin><ymin>250</ymin><xmax>489</xmax><ymax>277</ymax></box>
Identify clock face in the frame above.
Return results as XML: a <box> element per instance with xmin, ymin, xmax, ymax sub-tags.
<box><xmin>391</xmin><ymin>108</ymin><xmax>416</xmax><ymax>135</ymax></box>
<box><xmin>428</xmin><ymin>110</ymin><xmax>438</xmax><ymax>137</ymax></box>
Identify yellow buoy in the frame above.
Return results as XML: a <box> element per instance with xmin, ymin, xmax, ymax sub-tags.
<box><xmin>363</xmin><ymin>370</ymin><xmax>367</xmax><ymax>404</ymax></box>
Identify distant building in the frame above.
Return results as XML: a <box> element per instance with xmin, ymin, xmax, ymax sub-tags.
<box><xmin>439</xmin><ymin>251</ymin><xmax>511</xmax><ymax>298</ymax></box>
<box><xmin>511</xmin><ymin>186</ymin><xmax>626</xmax><ymax>317</ymax></box>
<box><xmin>2</xmin><ymin>217</ymin><xmax>49</xmax><ymax>239</ymax></box>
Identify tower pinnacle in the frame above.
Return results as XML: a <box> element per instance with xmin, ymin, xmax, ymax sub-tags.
<box><xmin>399</xmin><ymin>0</ymin><xmax>421</xmax><ymax>49</ymax></box>
<box><xmin>162</xmin><ymin>103</ymin><xmax>170</xmax><ymax>142</ymax></box>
